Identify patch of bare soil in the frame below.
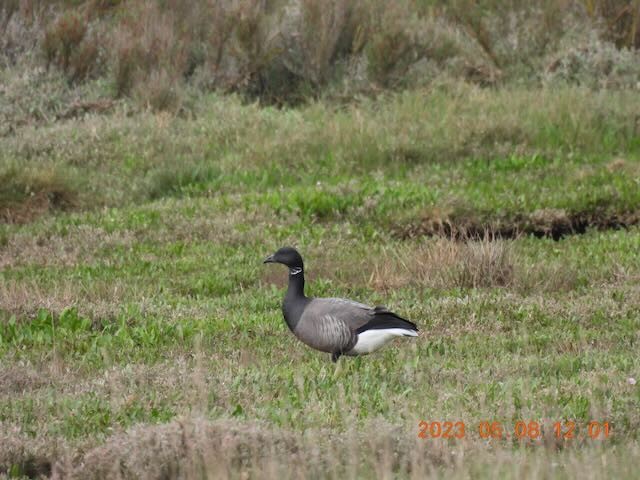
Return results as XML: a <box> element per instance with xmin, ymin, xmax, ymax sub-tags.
<box><xmin>397</xmin><ymin>208</ymin><xmax>640</xmax><ymax>240</ymax></box>
<box><xmin>0</xmin><ymin>432</ymin><xmax>53</xmax><ymax>479</ymax></box>
<box><xmin>1</xmin><ymin>190</ymin><xmax>76</xmax><ymax>224</ymax></box>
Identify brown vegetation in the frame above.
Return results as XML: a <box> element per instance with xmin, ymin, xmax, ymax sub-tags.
<box><xmin>0</xmin><ymin>166</ymin><xmax>77</xmax><ymax>223</ymax></box>
<box><xmin>2</xmin><ymin>0</ymin><xmax>639</xmax><ymax>108</ymax></box>
<box><xmin>398</xmin><ymin>207</ymin><xmax>640</xmax><ymax>241</ymax></box>
<box><xmin>366</xmin><ymin>237</ymin><xmax>513</xmax><ymax>291</ymax></box>
<box><xmin>2</xmin><ymin>414</ymin><xmax>638</xmax><ymax>479</ymax></box>
<box><xmin>60</xmin><ymin>418</ymin><xmax>300</xmax><ymax>479</ymax></box>
<box><xmin>364</xmin><ymin>237</ymin><xmax>589</xmax><ymax>294</ymax></box>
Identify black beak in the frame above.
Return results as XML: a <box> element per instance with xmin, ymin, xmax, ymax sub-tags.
<box><xmin>263</xmin><ymin>254</ymin><xmax>275</xmax><ymax>264</ymax></box>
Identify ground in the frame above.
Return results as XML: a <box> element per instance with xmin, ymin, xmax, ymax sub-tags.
<box><xmin>1</xmin><ymin>81</ymin><xmax>640</xmax><ymax>478</ymax></box>
<box><xmin>0</xmin><ymin>84</ymin><xmax>640</xmax><ymax>478</ymax></box>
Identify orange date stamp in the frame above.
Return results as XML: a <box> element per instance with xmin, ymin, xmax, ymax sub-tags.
<box><xmin>418</xmin><ymin>420</ymin><xmax>611</xmax><ymax>441</ymax></box>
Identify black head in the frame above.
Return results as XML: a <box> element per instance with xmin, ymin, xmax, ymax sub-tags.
<box><xmin>263</xmin><ymin>246</ymin><xmax>304</xmax><ymax>270</ymax></box>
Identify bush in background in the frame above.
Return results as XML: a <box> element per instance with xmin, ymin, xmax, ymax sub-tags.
<box><xmin>42</xmin><ymin>9</ymin><xmax>103</xmax><ymax>82</ymax></box>
<box><xmin>2</xmin><ymin>0</ymin><xmax>639</xmax><ymax>109</ymax></box>
<box><xmin>545</xmin><ymin>35</ymin><xmax>640</xmax><ymax>89</ymax></box>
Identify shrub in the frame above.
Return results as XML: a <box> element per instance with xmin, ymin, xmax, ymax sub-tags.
<box><xmin>202</xmin><ymin>0</ymin><xmax>236</xmax><ymax>78</ymax></box>
<box><xmin>362</xmin><ymin>1</ymin><xmax>485</xmax><ymax>88</ymax></box>
<box><xmin>12</xmin><ymin>0</ymin><xmax>640</xmax><ymax>106</ymax></box>
<box><xmin>583</xmin><ymin>0</ymin><xmax>640</xmax><ymax>49</ymax></box>
<box><xmin>112</xmin><ymin>29</ymin><xmax>139</xmax><ymax>96</ymax></box>
<box><xmin>41</xmin><ymin>8</ymin><xmax>105</xmax><ymax>82</ymax></box>
<box><xmin>545</xmin><ymin>36</ymin><xmax>640</xmax><ymax>89</ymax></box>
<box><xmin>439</xmin><ymin>1</ymin><xmax>592</xmax><ymax>81</ymax></box>
<box><xmin>364</xmin><ymin>1</ymin><xmax>418</xmax><ymax>87</ymax></box>
<box><xmin>230</xmin><ymin>0</ymin><xmax>286</xmax><ymax>99</ymax></box>
<box><xmin>1</xmin><ymin>1</ymin><xmax>43</xmax><ymax>65</ymax></box>
<box><xmin>42</xmin><ymin>10</ymin><xmax>86</xmax><ymax>72</ymax></box>
<box><xmin>133</xmin><ymin>68</ymin><xmax>182</xmax><ymax>112</ymax></box>
<box><xmin>283</xmin><ymin>0</ymin><xmax>348</xmax><ymax>86</ymax></box>
<box><xmin>111</xmin><ymin>1</ymin><xmax>188</xmax><ymax>104</ymax></box>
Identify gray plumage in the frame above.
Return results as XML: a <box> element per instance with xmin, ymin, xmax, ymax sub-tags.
<box><xmin>264</xmin><ymin>247</ymin><xmax>419</xmax><ymax>362</ymax></box>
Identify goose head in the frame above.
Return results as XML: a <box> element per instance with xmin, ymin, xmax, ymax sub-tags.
<box><xmin>263</xmin><ymin>246</ymin><xmax>304</xmax><ymax>274</ymax></box>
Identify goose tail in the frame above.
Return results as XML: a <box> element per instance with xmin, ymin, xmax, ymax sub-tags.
<box><xmin>355</xmin><ymin>311</ymin><xmax>418</xmax><ymax>335</ymax></box>
<box><xmin>349</xmin><ymin>311</ymin><xmax>419</xmax><ymax>355</ymax></box>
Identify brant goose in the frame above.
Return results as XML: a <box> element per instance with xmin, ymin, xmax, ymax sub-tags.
<box><xmin>263</xmin><ymin>247</ymin><xmax>419</xmax><ymax>362</ymax></box>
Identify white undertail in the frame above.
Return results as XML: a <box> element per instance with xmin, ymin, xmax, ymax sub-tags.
<box><xmin>348</xmin><ymin>328</ymin><xmax>418</xmax><ymax>355</ymax></box>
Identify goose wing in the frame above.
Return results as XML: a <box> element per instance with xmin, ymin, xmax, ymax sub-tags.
<box><xmin>297</xmin><ymin>298</ymin><xmax>418</xmax><ymax>353</ymax></box>
<box><xmin>295</xmin><ymin>298</ymin><xmax>369</xmax><ymax>353</ymax></box>
<box><xmin>313</xmin><ymin>298</ymin><xmax>418</xmax><ymax>333</ymax></box>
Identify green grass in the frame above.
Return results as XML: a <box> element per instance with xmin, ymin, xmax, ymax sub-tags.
<box><xmin>1</xmin><ymin>83</ymin><xmax>640</xmax><ymax>478</ymax></box>
<box><xmin>3</xmin><ymin>85</ymin><xmax>640</xmax><ymax>225</ymax></box>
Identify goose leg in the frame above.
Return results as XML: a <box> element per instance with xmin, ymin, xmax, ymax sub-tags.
<box><xmin>331</xmin><ymin>352</ymin><xmax>341</xmax><ymax>363</ymax></box>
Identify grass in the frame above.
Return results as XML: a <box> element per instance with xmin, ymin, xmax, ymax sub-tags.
<box><xmin>1</xmin><ymin>99</ymin><xmax>639</xmax><ymax>475</ymax></box>
<box><xmin>2</xmin><ymin>5</ymin><xmax>640</xmax><ymax>476</ymax></box>
<box><xmin>1</xmin><ymin>225</ymin><xmax>639</xmax><ymax>477</ymax></box>
<box><xmin>2</xmin><ymin>84</ymin><xmax>640</xmax><ymax>228</ymax></box>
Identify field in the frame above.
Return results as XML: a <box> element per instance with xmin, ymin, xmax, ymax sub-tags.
<box><xmin>2</xmin><ymin>1</ymin><xmax>640</xmax><ymax>479</ymax></box>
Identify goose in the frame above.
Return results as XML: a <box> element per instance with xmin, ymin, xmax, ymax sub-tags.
<box><xmin>263</xmin><ymin>246</ymin><xmax>419</xmax><ymax>362</ymax></box>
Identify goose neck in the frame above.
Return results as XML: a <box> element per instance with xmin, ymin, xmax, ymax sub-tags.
<box><xmin>286</xmin><ymin>267</ymin><xmax>305</xmax><ymax>299</ymax></box>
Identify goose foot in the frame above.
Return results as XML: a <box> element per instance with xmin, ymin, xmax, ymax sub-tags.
<box><xmin>331</xmin><ymin>352</ymin><xmax>341</xmax><ymax>363</ymax></box>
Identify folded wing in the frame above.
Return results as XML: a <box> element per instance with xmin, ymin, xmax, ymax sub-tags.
<box><xmin>298</xmin><ymin>298</ymin><xmax>418</xmax><ymax>353</ymax></box>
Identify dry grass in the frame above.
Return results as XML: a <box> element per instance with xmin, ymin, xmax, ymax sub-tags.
<box><xmin>400</xmin><ymin>203</ymin><xmax>640</xmax><ymax>241</ymax></box>
<box><xmin>262</xmin><ymin>224</ymin><xmax>639</xmax><ymax>297</ymax></box>
<box><xmin>59</xmin><ymin>417</ymin><xmax>300</xmax><ymax>479</ymax></box>
<box><xmin>0</xmin><ymin>364</ymin><xmax>48</xmax><ymax>395</ymax></box>
<box><xmin>1</xmin><ymin>416</ymin><xmax>637</xmax><ymax>479</ymax></box>
<box><xmin>0</xmin><ymin>225</ymin><xmax>135</xmax><ymax>269</ymax></box>
<box><xmin>364</xmin><ymin>236</ymin><xmax>620</xmax><ymax>294</ymax></box>
<box><xmin>0</xmin><ymin>432</ymin><xmax>54</xmax><ymax>479</ymax></box>
<box><xmin>368</xmin><ymin>237</ymin><xmax>514</xmax><ymax>292</ymax></box>
<box><xmin>0</xmin><ymin>279</ymin><xmax>130</xmax><ymax>321</ymax></box>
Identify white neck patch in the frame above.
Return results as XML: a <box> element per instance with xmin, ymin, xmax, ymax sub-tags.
<box><xmin>289</xmin><ymin>267</ymin><xmax>302</xmax><ymax>276</ymax></box>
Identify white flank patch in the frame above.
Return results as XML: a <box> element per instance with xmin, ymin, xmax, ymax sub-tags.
<box><xmin>349</xmin><ymin>328</ymin><xmax>418</xmax><ymax>355</ymax></box>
